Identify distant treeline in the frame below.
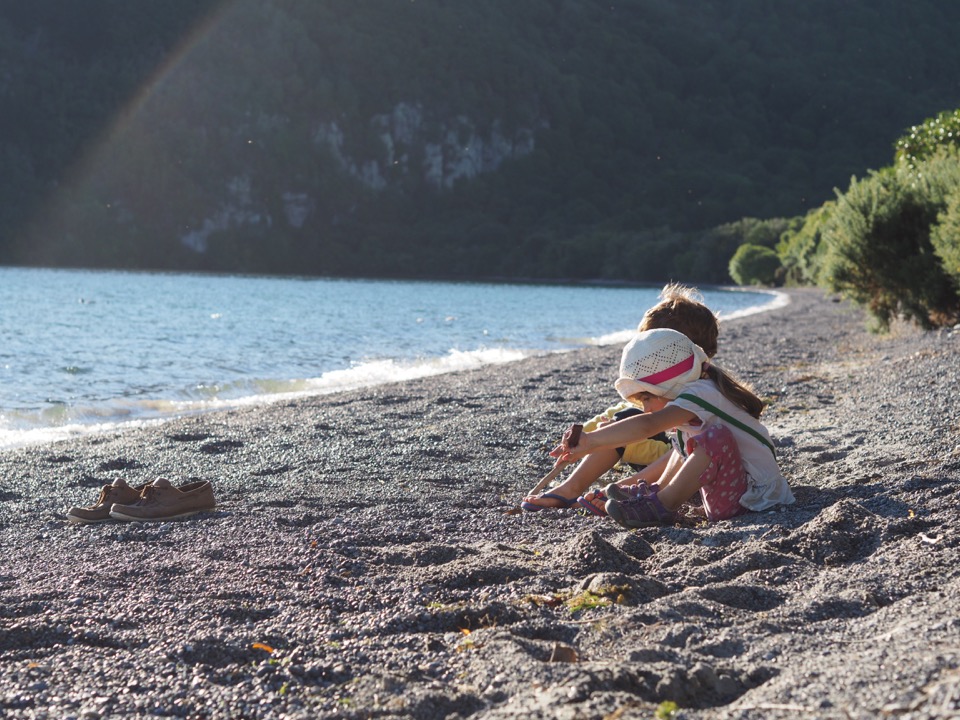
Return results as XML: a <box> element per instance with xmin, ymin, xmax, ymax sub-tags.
<box><xmin>2</xmin><ymin>0</ymin><xmax>960</xmax><ymax>284</ymax></box>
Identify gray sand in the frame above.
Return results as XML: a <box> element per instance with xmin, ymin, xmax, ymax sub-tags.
<box><xmin>1</xmin><ymin>288</ymin><xmax>959</xmax><ymax>719</ymax></box>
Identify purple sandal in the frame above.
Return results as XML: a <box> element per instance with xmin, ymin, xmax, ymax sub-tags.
<box><xmin>606</xmin><ymin>492</ymin><xmax>678</xmax><ymax>529</ymax></box>
<box><xmin>576</xmin><ymin>489</ymin><xmax>608</xmax><ymax>517</ymax></box>
<box><xmin>603</xmin><ymin>482</ymin><xmax>658</xmax><ymax>502</ymax></box>
<box><xmin>520</xmin><ymin>492</ymin><xmax>577</xmax><ymax>512</ymax></box>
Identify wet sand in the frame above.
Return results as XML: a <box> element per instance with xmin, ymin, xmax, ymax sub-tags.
<box><xmin>1</xmin><ymin>287</ymin><xmax>959</xmax><ymax>719</ymax></box>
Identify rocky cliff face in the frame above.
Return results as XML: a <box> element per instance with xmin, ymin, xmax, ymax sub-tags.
<box><xmin>314</xmin><ymin>102</ymin><xmax>538</xmax><ymax>191</ymax></box>
<box><xmin>179</xmin><ymin>102</ymin><xmax>540</xmax><ymax>253</ymax></box>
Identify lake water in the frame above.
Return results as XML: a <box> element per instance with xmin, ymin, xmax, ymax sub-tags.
<box><xmin>0</xmin><ymin>267</ymin><xmax>783</xmax><ymax>449</ymax></box>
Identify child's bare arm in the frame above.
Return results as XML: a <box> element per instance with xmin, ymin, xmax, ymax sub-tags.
<box><xmin>558</xmin><ymin>405</ymin><xmax>695</xmax><ymax>462</ymax></box>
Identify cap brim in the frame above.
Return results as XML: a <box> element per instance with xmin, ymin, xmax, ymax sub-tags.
<box><xmin>616</xmin><ymin>377</ymin><xmax>654</xmax><ymax>400</ymax></box>
<box><xmin>615</xmin><ymin>377</ymin><xmax>685</xmax><ymax>401</ymax></box>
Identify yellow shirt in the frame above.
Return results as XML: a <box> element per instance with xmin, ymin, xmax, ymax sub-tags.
<box><xmin>583</xmin><ymin>402</ymin><xmax>670</xmax><ymax>466</ymax></box>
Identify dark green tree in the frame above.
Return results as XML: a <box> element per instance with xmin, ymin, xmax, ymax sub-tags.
<box><xmin>819</xmin><ymin>161</ymin><xmax>960</xmax><ymax>330</ymax></box>
<box><xmin>728</xmin><ymin>244</ymin><xmax>782</xmax><ymax>286</ymax></box>
<box><xmin>930</xmin><ymin>190</ymin><xmax>960</xmax><ymax>292</ymax></box>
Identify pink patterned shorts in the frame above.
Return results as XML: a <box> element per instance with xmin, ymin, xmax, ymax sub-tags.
<box><xmin>686</xmin><ymin>423</ymin><xmax>748</xmax><ymax>521</ymax></box>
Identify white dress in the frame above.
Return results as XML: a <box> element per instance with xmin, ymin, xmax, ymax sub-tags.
<box><xmin>668</xmin><ymin>379</ymin><xmax>795</xmax><ymax>511</ymax></box>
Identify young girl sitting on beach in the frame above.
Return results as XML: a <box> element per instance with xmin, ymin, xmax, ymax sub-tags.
<box><xmin>522</xmin><ymin>283</ymin><xmax>719</xmax><ymax>511</ymax></box>
<box><xmin>554</xmin><ymin>328</ymin><xmax>793</xmax><ymax>527</ymax></box>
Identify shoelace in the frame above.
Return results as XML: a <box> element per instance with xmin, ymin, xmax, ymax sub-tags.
<box><xmin>137</xmin><ymin>486</ymin><xmax>161</xmax><ymax>504</ymax></box>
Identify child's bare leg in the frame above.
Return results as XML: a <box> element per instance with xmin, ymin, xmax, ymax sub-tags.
<box><xmin>656</xmin><ymin>448</ymin><xmax>711</xmax><ymax>511</ymax></box>
<box><xmin>523</xmin><ymin>449</ymin><xmax>620</xmax><ymax>508</ymax></box>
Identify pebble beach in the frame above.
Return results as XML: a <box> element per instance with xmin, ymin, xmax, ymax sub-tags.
<box><xmin>1</xmin><ymin>287</ymin><xmax>959</xmax><ymax>719</ymax></box>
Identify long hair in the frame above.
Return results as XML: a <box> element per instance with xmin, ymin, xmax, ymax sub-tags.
<box><xmin>704</xmin><ymin>364</ymin><xmax>765</xmax><ymax>419</ymax></box>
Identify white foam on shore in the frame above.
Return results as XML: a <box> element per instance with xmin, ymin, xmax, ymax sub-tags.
<box><xmin>0</xmin><ymin>291</ymin><xmax>788</xmax><ymax>451</ymax></box>
<box><xmin>717</xmin><ymin>288</ymin><xmax>790</xmax><ymax>320</ymax></box>
<box><xmin>168</xmin><ymin>347</ymin><xmax>530</xmax><ymax>414</ymax></box>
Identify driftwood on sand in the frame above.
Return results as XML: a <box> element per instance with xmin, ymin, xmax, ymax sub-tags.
<box><xmin>1</xmin><ymin>287</ymin><xmax>958</xmax><ymax>719</ymax></box>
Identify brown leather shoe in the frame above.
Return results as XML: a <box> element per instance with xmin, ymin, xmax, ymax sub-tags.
<box><xmin>66</xmin><ymin>479</ymin><xmax>146</xmax><ymax>524</ymax></box>
<box><xmin>109</xmin><ymin>478</ymin><xmax>216</xmax><ymax>522</ymax></box>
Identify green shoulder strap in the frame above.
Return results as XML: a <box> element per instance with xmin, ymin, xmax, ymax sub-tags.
<box><xmin>676</xmin><ymin>393</ymin><xmax>776</xmax><ymax>458</ymax></box>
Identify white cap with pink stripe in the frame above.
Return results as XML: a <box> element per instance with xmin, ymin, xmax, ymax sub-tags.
<box><xmin>615</xmin><ymin>328</ymin><xmax>709</xmax><ymax>401</ymax></box>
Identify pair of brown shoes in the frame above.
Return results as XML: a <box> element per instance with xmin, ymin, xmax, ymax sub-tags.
<box><xmin>66</xmin><ymin>477</ymin><xmax>216</xmax><ymax>524</ymax></box>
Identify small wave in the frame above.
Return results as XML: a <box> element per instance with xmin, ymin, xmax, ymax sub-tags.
<box><xmin>590</xmin><ymin>329</ymin><xmax>636</xmax><ymax>346</ymax></box>
<box><xmin>308</xmin><ymin>347</ymin><xmax>529</xmax><ymax>392</ymax></box>
<box><xmin>715</xmin><ymin>288</ymin><xmax>789</xmax><ymax>320</ymax></box>
<box><xmin>171</xmin><ymin>347</ymin><xmax>531</xmax><ymax>413</ymax></box>
<box><xmin>0</xmin><ymin>346</ymin><xmax>530</xmax><ymax>449</ymax></box>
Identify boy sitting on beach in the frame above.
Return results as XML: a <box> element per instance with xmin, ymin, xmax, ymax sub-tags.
<box><xmin>522</xmin><ymin>283</ymin><xmax>719</xmax><ymax>511</ymax></box>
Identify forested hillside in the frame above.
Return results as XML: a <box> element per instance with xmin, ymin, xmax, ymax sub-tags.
<box><xmin>2</xmin><ymin>0</ymin><xmax>959</xmax><ymax>282</ymax></box>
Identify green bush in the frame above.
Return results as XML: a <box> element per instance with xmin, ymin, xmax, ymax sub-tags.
<box><xmin>723</xmin><ymin>217</ymin><xmax>793</xmax><ymax>248</ymax></box>
<box><xmin>894</xmin><ymin>109</ymin><xmax>960</xmax><ymax>170</ymax></box>
<box><xmin>930</xmin><ymin>189</ymin><xmax>960</xmax><ymax>290</ymax></box>
<box><xmin>728</xmin><ymin>243</ymin><xmax>782</xmax><ymax>286</ymax></box>
<box><xmin>776</xmin><ymin>205</ymin><xmax>833</xmax><ymax>286</ymax></box>
<box><xmin>678</xmin><ymin>217</ymin><xmax>791</xmax><ymax>285</ymax></box>
<box><xmin>819</xmin><ymin>158</ymin><xmax>960</xmax><ymax>330</ymax></box>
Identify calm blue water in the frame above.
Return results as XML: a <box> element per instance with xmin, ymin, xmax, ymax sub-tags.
<box><xmin>0</xmin><ymin>267</ymin><xmax>782</xmax><ymax>448</ymax></box>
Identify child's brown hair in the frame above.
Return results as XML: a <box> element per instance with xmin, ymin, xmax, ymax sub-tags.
<box><xmin>638</xmin><ymin>285</ymin><xmax>762</xmax><ymax>416</ymax></box>
<box><xmin>638</xmin><ymin>283</ymin><xmax>719</xmax><ymax>358</ymax></box>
